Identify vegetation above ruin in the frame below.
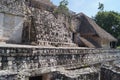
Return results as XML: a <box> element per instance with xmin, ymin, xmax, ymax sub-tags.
<box><xmin>53</xmin><ymin>0</ymin><xmax>75</xmax><ymax>32</ymax></box>
<box><xmin>54</xmin><ymin>0</ymin><xmax>69</xmax><ymax>16</ymax></box>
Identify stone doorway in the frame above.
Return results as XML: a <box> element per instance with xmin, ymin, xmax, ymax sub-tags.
<box><xmin>29</xmin><ymin>76</ymin><xmax>42</xmax><ymax>80</ymax></box>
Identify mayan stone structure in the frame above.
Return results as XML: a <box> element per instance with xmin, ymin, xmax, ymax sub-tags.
<box><xmin>20</xmin><ymin>0</ymin><xmax>76</xmax><ymax>47</ymax></box>
<box><xmin>0</xmin><ymin>0</ymin><xmax>120</xmax><ymax>80</ymax></box>
<box><xmin>22</xmin><ymin>7</ymin><xmax>74</xmax><ymax>46</ymax></box>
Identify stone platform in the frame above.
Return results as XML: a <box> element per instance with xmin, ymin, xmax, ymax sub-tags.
<box><xmin>0</xmin><ymin>44</ymin><xmax>119</xmax><ymax>80</ymax></box>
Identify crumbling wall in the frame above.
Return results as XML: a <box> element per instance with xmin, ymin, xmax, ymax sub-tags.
<box><xmin>0</xmin><ymin>74</ymin><xmax>17</xmax><ymax>80</ymax></box>
<box><xmin>51</xmin><ymin>72</ymin><xmax>99</xmax><ymax>80</ymax></box>
<box><xmin>33</xmin><ymin>9</ymin><xmax>72</xmax><ymax>44</ymax></box>
<box><xmin>0</xmin><ymin>0</ymin><xmax>75</xmax><ymax>46</ymax></box>
<box><xmin>22</xmin><ymin>0</ymin><xmax>76</xmax><ymax>47</ymax></box>
<box><xmin>101</xmin><ymin>67</ymin><xmax>120</xmax><ymax>80</ymax></box>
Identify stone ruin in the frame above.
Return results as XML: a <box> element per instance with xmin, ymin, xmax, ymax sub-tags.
<box><xmin>0</xmin><ymin>0</ymin><xmax>76</xmax><ymax>47</ymax></box>
<box><xmin>0</xmin><ymin>0</ymin><xmax>120</xmax><ymax>80</ymax></box>
<box><xmin>0</xmin><ymin>0</ymin><xmax>117</xmax><ymax>48</ymax></box>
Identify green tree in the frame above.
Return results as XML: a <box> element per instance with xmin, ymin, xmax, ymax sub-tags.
<box><xmin>94</xmin><ymin>11</ymin><xmax>120</xmax><ymax>46</ymax></box>
<box><xmin>98</xmin><ymin>2</ymin><xmax>104</xmax><ymax>11</ymax></box>
<box><xmin>60</xmin><ymin>0</ymin><xmax>68</xmax><ymax>6</ymax></box>
<box><xmin>54</xmin><ymin>0</ymin><xmax>69</xmax><ymax>16</ymax></box>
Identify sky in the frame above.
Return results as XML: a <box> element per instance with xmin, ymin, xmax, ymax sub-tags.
<box><xmin>50</xmin><ymin>0</ymin><xmax>120</xmax><ymax>17</ymax></box>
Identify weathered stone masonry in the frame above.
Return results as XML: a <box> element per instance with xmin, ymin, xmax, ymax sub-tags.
<box><xmin>22</xmin><ymin>0</ymin><xmax>75</xmax><ymax>47</ymax></box>
<box><xmin>0</xmin><ymin>45</ymin><xmax>120</xmax><ymax>80</ymax></box>
<box><xmin>0</xmin><ymin>0</ymin><xmax>120</xmax><ymax>80</ymax></box>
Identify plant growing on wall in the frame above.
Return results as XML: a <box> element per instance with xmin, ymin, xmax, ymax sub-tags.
<box><xmin>54</xmin><ymin>0</ymin><xmax>75</xmax><ymax>32</ymax></box>
<box><xmin>54</xmin><ymin>0</ymin><xmax>69</xmax><ymax>16</ymax></box>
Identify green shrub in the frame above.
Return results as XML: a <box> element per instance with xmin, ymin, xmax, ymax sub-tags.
<box><xmin>54</xmin><ymin>0</ymin><xmax>69</xmax><ymax>16</ymax></box>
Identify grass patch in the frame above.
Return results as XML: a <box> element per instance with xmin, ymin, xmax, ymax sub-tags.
<box><xmin>117</xmin><ymin>46</ymin><xmax>120</xmax><ymax>49</ymax></box>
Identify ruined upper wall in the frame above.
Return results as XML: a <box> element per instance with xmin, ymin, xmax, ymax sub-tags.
<box><xmin>20</xmin><ymin>0</ymin><xmax>77</xmax><ymax>47</ymax></box>
<box><xmin>0</xmin><ymin>0</ymin><xmax>54</xmax><ymax>16</ymax></box>
<box><xmin>0</xmin><ymin>0</ymin><xmax>76</xmax><ymax>46</ymax></box>
<box><xmin>0</xmin><ymin>0</ymin><xmax>25</xmax><ymax>16</ymax></box>
<box><xmin>22</xmin><ymin>7</ymin><xmax>75</xmax><ymax>47</ymax></box>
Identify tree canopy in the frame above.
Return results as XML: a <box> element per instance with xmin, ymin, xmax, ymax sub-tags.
<box><xmin>94</xmin><ymin>11</ymin><xmax>120</xmax><ymax>46</ymax></box>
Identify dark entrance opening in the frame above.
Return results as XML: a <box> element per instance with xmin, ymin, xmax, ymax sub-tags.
<box><xmin>29</xmin><ymin>76</ymin><xmax>42</xmax><ymax>80</ymax></box>
<box><xmin>110</xmin><ymin>41</ymin><xmax>116</xmax><ymax>48</ymax></box>
<box><xmin>72</xmin><ymin>33</ymin><xmax>75</xmax><ymax>42</ymax></box>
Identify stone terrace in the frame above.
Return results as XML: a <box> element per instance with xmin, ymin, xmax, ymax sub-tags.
<box><xmin>0</xmin><ymin>44</ymin><xmax>120</xmax><ymax>79</ymax></box>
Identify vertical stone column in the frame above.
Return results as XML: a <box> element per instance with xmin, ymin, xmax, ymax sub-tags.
<box><xmin>42</xmin><ymin>73</ymin><xmax>51</xmax><ymax>80</ymax></box>
<box><xmin>7</xmin><ymin>57</ymin><xmax>15</xmax><ymax>70</ymax></box>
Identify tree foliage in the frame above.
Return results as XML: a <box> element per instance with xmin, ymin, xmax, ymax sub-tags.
<box><xmin>54</xmin><ymin>0</ymin><xmax>69</xmax><ymax>16</ymax></box>
<box><xmin>98</xmin><ymin>2</ymin><xmax>104</xmax><ymax>11</ymax></box>
<box><xmin>94</xmin><ymin>11</ymin><xmax>120</xmax><ymax>45</ymax></box>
